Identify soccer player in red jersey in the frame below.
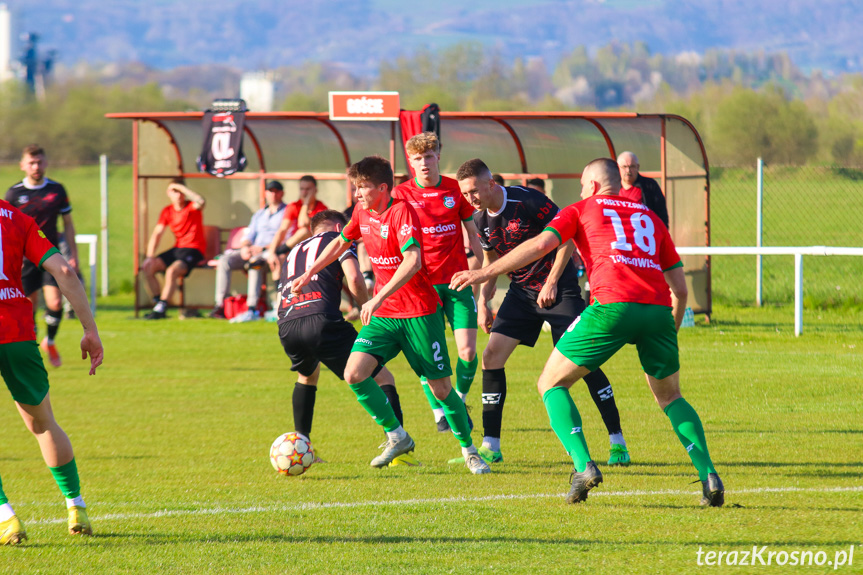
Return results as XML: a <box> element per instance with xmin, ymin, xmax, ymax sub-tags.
<box><xmin>291</xmin><ymin>156</ymin><xmax>490</xmax><ymax>474</ymax></box>
<box><xmin>451</xmin><ymin>158</ymin><xmax>723</xmax><ymax>507</ymax></box>
<box><xmin>393</xmin><ymin>132</ymin><xmax>484</xmax><ymax>437</ymax></box>
<box><xmin>0</xmin><ymin>199</ymin><xmax>104</xmax><ymax>544</ymax></box>
<box><xmin>141</xmin><ymin>178</ymin><xmax>207</xmax><ymax>319</ymax></box>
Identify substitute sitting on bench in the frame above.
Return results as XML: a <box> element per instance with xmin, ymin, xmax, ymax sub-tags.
<box><xmin>210</xmin><ymin>180</ymin><xmax>287</xmax><ymax>322</ymax></box>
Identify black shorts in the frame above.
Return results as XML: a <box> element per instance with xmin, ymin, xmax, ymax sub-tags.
<box><xmin>157</xmin><ymin>248</ymin><xmax>205</xmax><ymax>275</ymax></box>
<box><xmin>492</xmin><ymin>285</ymin><xmax>586</xmax><ymax>347</ymax></box>
<box><xmin>279</xmin><ymin>314</ymin><xmax>383</xmax><ymax>379</ymax></box>
<box><xmin>22</xmin><ymin>259</ymin><xmax>58</xmax><ymax>296</ymax></box>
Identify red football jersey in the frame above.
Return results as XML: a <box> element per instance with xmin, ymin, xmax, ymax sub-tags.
<box><xmin>546</xmin><ymin>195</ymin><xmax>681</xmax><ymax>307</ymax></box>
<box><xmin>0</xmin><ymin>200</ymin><xmax>60</xmax><ymax>344</ymax></box>
<box><xmin>341</xmin><ymin>198</ymin><xmax>440</xmax><ymax>318</ymax></box>
<box><xmin>282</xmin><ymin>199</ymin><xmax>329</xmax><ymax>238</ymax></box>
<box><xmin>158</xmin><ymin>202</ymin><xmax>206</xmax><ymax>254</ymax></box>
<box><xmin>393</xmin><ymin>176</ymin><xmax>474</xmax><ymax>285</ymax></box>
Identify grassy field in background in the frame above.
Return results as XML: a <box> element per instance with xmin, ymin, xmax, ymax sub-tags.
<box><xmin>0</xmin><ymin>303</ymin><xmax>861</xmax><ymax>573</ymax></box>
<box><xmin>709</xmin><ymin>167</ymin><xmax>863</xmax><ymax>307</ymax></box>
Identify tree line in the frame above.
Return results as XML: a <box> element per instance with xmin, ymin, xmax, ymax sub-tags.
<box><xmin>1</xmin><ymin>42</ymin><xmax>861</xmax><ymax>167</ymax></box>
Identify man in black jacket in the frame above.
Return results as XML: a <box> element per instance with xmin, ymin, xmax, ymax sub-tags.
<box><xmin>617</xmin><ymin>151</ymin><xmax>670</xmax><ymax>228</ymax></box>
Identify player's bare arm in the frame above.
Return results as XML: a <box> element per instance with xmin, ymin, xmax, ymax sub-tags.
<box><xmin>463</xmin><ymin>219</ymin><xmax>484</xmax><ymax>269</ymax></box>
<box><xmin>663</xmin><ymin>266</ymin><xmax>689</xmax><ymax>331</ymax></box>
<box><xmin>537</xmin><ymin>239</ymin><xmax>575</xmax><ymax>309</ymax></box>
<box><xmin>284</xmin><ymin>226</ymin><xmax>311</xmax><ymax>251</ymax></box>
<box><xmin>172</xmin><ymin>183</ymin><xmax>205</xmax><ymax>209</ymax></box>
<box><xmin>450</xmin><ymin>230</ymin><xmax>560</xmax><ymax>291</ymax></box>
<box><xmin>61</xmin><ymin>212</ymin><xmax>80</xmax><ymax>271</ymax></box>
<box><xmin>341</xmin><ymin>254</ymin><xmax>369</xmax><ymax>306</ymax></box>
<box><xmin>476</xmin><ymin>249</ymin><xmax>499</xmax><ymax>334</ymax></box>
<box><xmin>291</xmin><ymin>235</ymin><xmax>351</xmax><ymax>295</ymax></box>
<box><xmin>42</xmin><ymin>253</ymin><xmax>103</xmax><ymax>375</ymax></box>
<box><xmin>143</xmin><ymin>222</ymin><xmax>167</xmax><ymax>264</ymax></box>
<box><xmin>266</xmin><ymin>218</ymin><xmax>291</xmax><ymax>268</ymax></box>
<box><xmin>361</xmin><ymin>244</ymin><xmax>421</xmax><ymax>326</ymax></box>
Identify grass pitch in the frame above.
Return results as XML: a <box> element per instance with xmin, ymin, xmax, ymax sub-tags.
<box><xmin>1</xmin><ymin>301</ymin><xmax>860</xmax><ymax>573</ymax></box>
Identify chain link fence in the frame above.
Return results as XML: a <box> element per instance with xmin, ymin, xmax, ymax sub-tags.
<box><xmin>709</xmin><ymin>164</ymin><xmax>863</xmax><ymax>308</ymax></box>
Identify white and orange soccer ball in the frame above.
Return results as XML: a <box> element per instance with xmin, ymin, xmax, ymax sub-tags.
<box><xmin>269</xmin><ymin>432</ymin><xmax>315</xmax><ymax>476</ymax></box>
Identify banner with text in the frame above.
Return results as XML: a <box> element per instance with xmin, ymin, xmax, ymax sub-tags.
<box><xmin>329</xmin><ymin>91</ymin><xmax>400</xmax><ymax>121</ymax></box>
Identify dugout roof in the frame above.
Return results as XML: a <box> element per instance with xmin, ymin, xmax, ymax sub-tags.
<box><xmin>106</xmin><ymin>111</ymin><xmax>711</xmax><ymax>314</ymax></box>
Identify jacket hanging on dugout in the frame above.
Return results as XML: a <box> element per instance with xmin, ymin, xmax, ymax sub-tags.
<box><xmin>197</xmin><ymin>99</ymin><xmax>248</xmax><ymax>177</ymax></box>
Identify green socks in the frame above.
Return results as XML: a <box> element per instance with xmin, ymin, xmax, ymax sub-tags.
<box><xmin>455</xmin><ymin>356</ymin><xmax>478</xmax><ymax>396</ymax></box>
<box><xmin>49</xmin><ymin>458</ymin><xmax>81</xmax><ymax>499</ymax></box>
<box><xmin>420</xmin><ymin>376</ymin><xmax>442</xmax><ymax>411</ymax></box>
<box><xmin>349</xmin><ymin>378</ymin><xmax>401</xmax><ymax>432</ymax></box>
<box><xmin>440</xmin><ymin>388</ymin><xmax>473</xmax><ymax>447</ymax></box>
<box><xmin>664</xmin><ymin>397</ymin><xmax>716</xmax><ymax>481</ymax></box>
<box><xmin>542</xmin><ymin>386</ymin><xmax>592</xmax><ymax>473</ymax></box>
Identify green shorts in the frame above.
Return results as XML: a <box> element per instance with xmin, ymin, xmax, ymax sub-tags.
<box><xmin>0</xmin><ymin>341</ymin><xmax>50</xmax><ymax>405</ymax></box>
<box><xmin>351</xmin><ymin>309</ymin><xmax>453</xmax><ymax>380</ymax></box>
<box><xmin>435</xmin><ymin>283</ymin><xmax>478</xmax><ymax>331</ymax></box>
<box><xmin>556</xmin><ymin>302</ymin><xmax>680</xmax><ymax>379</ymax></box>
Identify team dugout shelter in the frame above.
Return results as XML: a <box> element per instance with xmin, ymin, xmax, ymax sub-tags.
<box><xmin>106</xmin><ymin>108</ymin><xmax>711</xmax><ymax>316</ymax></box>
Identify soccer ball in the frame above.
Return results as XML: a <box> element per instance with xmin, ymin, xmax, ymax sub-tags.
<box><xmin>269</xmin><ymin>432</ymin><xmax>315</xmax><ymax>476</ymax></box>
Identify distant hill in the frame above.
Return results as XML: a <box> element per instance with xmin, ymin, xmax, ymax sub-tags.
<box><xmin>6</xmin><ymin>0</ymin><xmax>861</xmax><ymax>74</ymax></box>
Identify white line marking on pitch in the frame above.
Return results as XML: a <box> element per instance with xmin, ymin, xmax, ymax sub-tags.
<box><xmin>26</xmin><ymin>485</ymin><xmax>863</xmax><ymax>526</ymax></box>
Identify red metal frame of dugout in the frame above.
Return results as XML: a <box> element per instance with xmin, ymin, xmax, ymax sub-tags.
<box><xmin>107</xmin><ymin>110</ymin><xmax>711</xmax><ymax>316</ymax></box>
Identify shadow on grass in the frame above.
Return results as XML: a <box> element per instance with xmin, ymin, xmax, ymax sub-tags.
<box><xmin>70</xmin><ymin>532</ymin><xmax>863</xmax><ymax>548</ymax></box>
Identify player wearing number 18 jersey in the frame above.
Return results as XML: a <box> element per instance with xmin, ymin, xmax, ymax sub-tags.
<box><xmin>450</xmin><ymin>158</ymin><xmax>723</xmax><ymax>507</ymax></box>
<box><xmin>291</xmin><ymin>156</ymin><xmax>489</xmax><ymax>474</ymax></box>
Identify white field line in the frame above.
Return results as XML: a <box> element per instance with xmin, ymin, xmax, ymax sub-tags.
<box><xmin>26</xmin><ymin>485</ymin><xmax>863</xmax><ymax>526</ymax></box>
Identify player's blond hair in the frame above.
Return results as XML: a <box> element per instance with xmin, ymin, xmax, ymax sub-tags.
<box><xmin>405</xmin><ymin>132</ymin><xmax>440</xmax><ymax>156</ymax></box>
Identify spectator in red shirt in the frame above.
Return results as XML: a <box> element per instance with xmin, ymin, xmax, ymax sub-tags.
<box><xmin>141</xmin><ymin>179</ymin><xmax>206</xmax><ymax>319</ymax></box>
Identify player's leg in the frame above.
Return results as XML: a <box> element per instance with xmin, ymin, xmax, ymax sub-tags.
<box><xmin>546</xmin><ymin>292</ymin><xmax>628</xmax><ymax>465</ymax></box>
<box><xmin>144</xmin><ymin>251</ymin><xmax>171</xmax><ymax>318</ymax></box>
<box><xmin>420</xmin><ymin>293</ymin><xmax>450</xmax><ymax>431</ymax></box>
<box><xmin>160</xmin><ymin>260</ymin><xmax>189</xmax><ymax>303</ymax></box>
<box><xmin>447</xmin><ymin>285</ymin><xmax>479</xmax><ymax>399</ymax></box>
<box><xmin>475</xmin><ymin>332</ymin><xmax>519</xmax><ymax>459</ymax></box>
<box><xmin>547</xmin><ymin>304</ymin><xmax>635</xmax><ymax>503</ymax></box>
<box><xmin>537</xmin><ymin>348</ymin><xmax>603</xmax><ymax>503</ymax></box>
<box><xmin>17</xmin><ymin>395</ymin><xmax>91</xmax><ymax>534</ymax></box>
<box><xmin>647</xmin><ymin>371</ymin><xmax>723</xmax><ymax>506</ymax></box>
<box><xmin>401</xmin><ymin>312</ymin><xmax>488</xmax><ymax>473</ymax></box>
<box><xmin>0</xmin><ymin>471</ymin><xmax>27</xmax><ymax>545</ymax></box>
<box><xmin>473</xmin><ymin>288</ymin><xmax>540</xmax><ymax>462</ymax></box>
<box><xmin>346</xmin><ymin>319</ymin><xmax>414</xmax><ymax>467</ymax></box>
<box><xmin>41</xmin><ymin>281</ymin><xmax>64</xmax><ymax>368</ymax></box>
<box><xmin>0</xmin><ymin>341</ymin><xmax>33</xmax><ymax>545</ymax></box>
<box><xmin>141</xmin><ymin>254</ymin><xmax>166</xmax><ymax>301</ymax></box>
<box><xmin>635</xmin><ymin>306</ymin><xmax>723</xmax><ymax>505</ymax></box>
<box><xmin>375</xmin><ymin>367</ymin><xmax>402</xmax><ymax>425</ymax></box>
<box><xmin>8</xmin><ymin>348</ymin><xmax>90</xmax><ymax>536</ymax></box>
<box><xmin>212</xmin><ymin>250</ymin><xmax>244</xmax><ymax>317</ymax></box>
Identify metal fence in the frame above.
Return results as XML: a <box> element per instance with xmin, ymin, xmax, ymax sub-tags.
<box><xmin>708</xmin><ymin>163</ymin><xmax>863</xmax><ymax>307</ymax></box>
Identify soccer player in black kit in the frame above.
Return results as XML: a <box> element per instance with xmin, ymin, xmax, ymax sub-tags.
<box><xmin>5</xmin><ymin>145</ymin><xmax>78</xmax><ymax>368</ymax></box>
<box><xmin>277</xmin><ymin>210</ymin><xmax>398</xmax><ymax>455</ymax></box>
<box><xmin>454</xmin><ymin>158</ymin><xmax>631</xmax><ymax>466</ymax></box>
